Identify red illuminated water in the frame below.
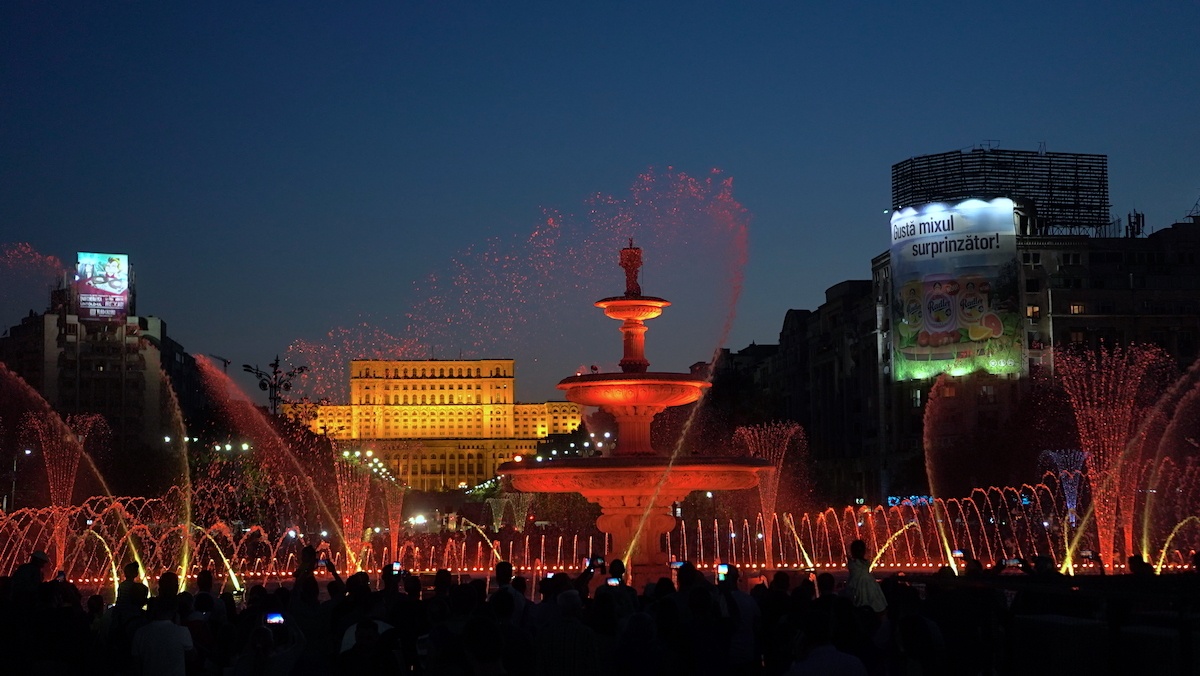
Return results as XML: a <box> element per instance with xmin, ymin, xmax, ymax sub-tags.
<box><xmin>735</xmin><ymin>422</ymin><xmax>806</xmax><ymax>569</ymax></box>
<box><xmin>285</xmin><ymin>167</ymin><xmax>749</xmax><ymax>403</ymax></box>
<box><xmin>1055</xmin><ymin>343</ymin><xmax>1178</xmax><ymax>571</ymax></box>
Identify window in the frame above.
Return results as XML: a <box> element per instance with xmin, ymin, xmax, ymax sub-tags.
<box><xmin>1069</xmin><ymin>304</ymin><xmax>1085</xmax><ymax>315</ymax></box>
<box><xmin>1026</xmin><ymin>305</ymin><xmax>1041</xmax><ymax>320</ymax></box>
<box><xmin>1069</xmin><ymin>330</ymin><xmax>1085</xmax><ymax>344</ymax></box>
<box><xmin>1022</xmin><ymin>252</ymin><xmax>1041</xmax><ymax>265</ymax></box>
<box><xmin>1025</xmin><ymin>278</ymin><xmax>1041</xmax><ymax>293</ymax></box>
<box><xmin>978</xmin><ymin>385</ymin><xmax>996</xmax><ymax>404</ymax></box>
<box><xmin>910</xmin><ymin>388</ymin><xmax>922</xmax><ymax>408</ymax></box>
<box><xmin>1062</xmin><ymin>253</ymin><xmax>1081</xmax><ymax>266</ymax></box>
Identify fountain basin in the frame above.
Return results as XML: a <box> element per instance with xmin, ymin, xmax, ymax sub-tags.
<box><xmin>595</xmin><ymin>295</ymin><xmax>669</xmax><ymax>322</ymax></box>
<box><xmin>500</xmin><ymin>456</ymin><xmax>767</xmax><ymax>581</ymax></box>
<box><xmin>556</xmin><ymin>372</ymin><xmax>710</xmax><ymax>409</ymax></box>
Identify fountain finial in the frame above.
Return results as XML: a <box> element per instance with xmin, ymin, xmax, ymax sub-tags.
<box><xmin>619</xmin><ymin>239</ymin><xmax>642</xmax><ymax>297</ymax></box>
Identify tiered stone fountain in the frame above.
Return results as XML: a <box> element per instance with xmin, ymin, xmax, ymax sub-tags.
<box><xmin>499</xmin><ymin>241</ymin><xmax>767</xmax><ymax>583</ymax></box>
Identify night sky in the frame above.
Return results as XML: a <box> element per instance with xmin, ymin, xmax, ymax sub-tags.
<box><xmin>3</xmin><ymin>1</ymin><xmax>1198</xmax><ymax>404</ymax></box>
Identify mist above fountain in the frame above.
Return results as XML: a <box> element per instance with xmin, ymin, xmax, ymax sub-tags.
<box><xmin>499</xmin><ymin>241</ymin><xmax>767</xmax><ymax>582</ymax></box>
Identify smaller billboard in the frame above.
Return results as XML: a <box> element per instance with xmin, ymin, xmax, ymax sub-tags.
<box><xmin>889</xmin><ymin>199</ymin><xmax>1024</xmax><ymax>381</ymax></box>
<box><xmin>75</xmin><ymin>252</ymin><xmax>130</xmax><ymax>321</ymax></box>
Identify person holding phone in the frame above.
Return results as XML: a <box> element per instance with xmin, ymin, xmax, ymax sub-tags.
<box><xmin>595</xmin><ymin>559</ymin><xmax>637</xmax><ymax>620</ymax></box>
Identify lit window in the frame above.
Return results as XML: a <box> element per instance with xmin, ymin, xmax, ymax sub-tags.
<box><xmin>1069</xmin><ymin>304</ymin><xmax>1085</xmax><ymax>315</ymax></box>
<box><xmin>1026</xmin><ymin>305</ymin><xmax>1041</xmax><ymax>320</ymax></box>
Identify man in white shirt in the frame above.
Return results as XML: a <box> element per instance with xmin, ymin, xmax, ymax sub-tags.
<box><xmin>132</xmin><ymin>597</ymin><xmax>194</xmax><ymax>676</ymax></box>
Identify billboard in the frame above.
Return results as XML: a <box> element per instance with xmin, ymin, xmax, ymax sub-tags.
<box><xmin>889</xmin><ymin>199</ymin><xmax>1024</xmax><ymax>381</ymax></box>
<box><xmin>75</xmin><ymin>252</ymin><xmax>130</xmax><ymax>321</ymax></box>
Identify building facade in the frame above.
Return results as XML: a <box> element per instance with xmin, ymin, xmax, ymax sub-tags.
<box><xmin>873</xmin><ymin>213</ymin><xmax>1200</xmax><ymax>500</ymax></box>
<box><xmin>304</xmin><ymin>358</ymin><xmax>584</xmax><ymax>490</ymax></box>
<box><xmin>0</xmin><ymin>280</ymin><xmax>189</xmax><ymax>455</ymax></box>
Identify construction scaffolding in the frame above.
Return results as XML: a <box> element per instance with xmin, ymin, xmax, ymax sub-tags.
<box><xmin>892</xmin><ymin>147</ymin><xmax>1110</xmax><ymax>235</ymax></box>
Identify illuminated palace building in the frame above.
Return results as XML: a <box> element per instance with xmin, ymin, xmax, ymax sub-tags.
<box><xmin>305</xmin><ymin>359</ymin><xmax>583</xmax><ymax>491</ymax></box>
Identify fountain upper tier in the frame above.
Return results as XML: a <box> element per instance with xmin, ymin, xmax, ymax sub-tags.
<box><xmin>557</xmin><ymin>372</ymin><xmax>709</xmax><ymax>456</ymax></box>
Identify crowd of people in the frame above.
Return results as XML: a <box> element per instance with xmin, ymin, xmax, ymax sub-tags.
<box><xmin>1</xmin><ymin>541</ymin><xmax>1197</xmax><ymax>675</ymax></box>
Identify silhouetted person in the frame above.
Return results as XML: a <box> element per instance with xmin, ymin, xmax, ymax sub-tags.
<box><xmin>785</xmin><ymin>596</ymin><xmax>867</xmax><ymax>676</ymax></box>
<box><xmin>816</xmin><ymin>572</ymin><xmax>836</xmax><ymax>598</ymax></box>
<box><xmin>595</xmin><ymin>558</ymin><xmax>638</xmax><ymax>620</ymax></box>
<box><xmin>9</xmin><ymin>550</ymin><xmax>49</xmax><ymax>607</ymax></box>
<box><xmin>1128</xmin><ymin>554</ymin><xmax>1155</xmax><ymax>576</ymax></box>
<box><xmin>489</xmin><ymin>560</ymin><xmax>526</xmax><ymax>616</ymax></box>
<box><xmin>117</xmin><ymin>561</ymin><xmax>148</xmax><ymax>607</ymax></box>
<box><xmin>535</xmin><ymin>589</ymin><xmax>600</xmax><ymax>676</ymax></box>
<box><xmin>336</xmin><ymin>619</ymin><xmax>400</xmax><ymax>674</ymax></box>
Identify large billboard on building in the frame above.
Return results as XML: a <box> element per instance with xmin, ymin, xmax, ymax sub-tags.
<box><xmin>75</xmin><ymin>252</ymin><xmax>130</xmax><ymax>321</ymax></box>
<box><xmin>889</xmin><ymin>199</ymin><xmax>1024</xmax><ymax>381</ymax></box>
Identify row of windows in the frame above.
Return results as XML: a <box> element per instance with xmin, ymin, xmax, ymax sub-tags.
<box><xmin>375</xmin><ymin>383</ymin><xmax>482</xmax><ymax>391</ymax></box>
<box><xmin>1024</xmin><ymin>250</ymin><xmax>1200</xmax><ymax>268</ymax></box>
<box><xmin>356</xmin><ymin>366</ymin><xmax>510</xmax><ymax>378</ymax></box>
<box><xmin>364</xmin><ymin>394</ymin><xmax>484</xmax><ymax>405</ymax></box>
<box><xmin>1027</xmin><ymin>301</ymin><xmax>1199</xmax><ymax>319</ymax></box>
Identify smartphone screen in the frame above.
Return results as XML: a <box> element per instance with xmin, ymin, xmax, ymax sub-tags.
<box><xmin>391</xmin><ymin>561</ymin><xmax>402</xmax><ymax>573</ymax></box>
<box><xmin>669</xmin><ymin>561</ymin><xmax>684</xmax><ymax>570</ymax></box>
<box><xmin>265</xmin><ymin>612</ymin><xmax>285</xmax><ymax>625</ymax></box>
<box><xmin>606</xmin><ymin>577</ymin><xmax>620</xmax><ymax>586</ymax></box>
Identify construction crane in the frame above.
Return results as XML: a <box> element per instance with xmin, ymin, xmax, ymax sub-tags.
<box><xmin>207</xmin><ymin>354</ymin><xmax>231</xmax><ymax>373</ymax></box>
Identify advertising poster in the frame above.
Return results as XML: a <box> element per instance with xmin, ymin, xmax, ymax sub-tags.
<box><xmin>75</xmin><ymin>252</ymin><xmax>130</xmax><ymax>321</ymax></box>
<box><xmin>889</xmin><ymin>199</ymin><xmax>1024</xmax><ymax>381</ymax></box>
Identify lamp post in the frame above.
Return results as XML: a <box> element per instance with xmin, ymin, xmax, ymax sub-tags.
<box><xmin>4</xmin><ymin>448</ymin><xmax>33</xmax><ymax>512</ymax></box>
<box><xmin>242</xmin><ymin>355</ymin><xmax>307</xmax><ymax>416</ymax></box>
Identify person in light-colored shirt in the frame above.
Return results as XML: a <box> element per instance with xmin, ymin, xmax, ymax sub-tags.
<box><xmin>844</xmin><ymin>539</ymin><xmax>887</xmax><ymax>614</ymax></box>
<box><xmin>132</xmin><ymin>598</ymin><xmax>193</xmax><ymax>676</ymax></box>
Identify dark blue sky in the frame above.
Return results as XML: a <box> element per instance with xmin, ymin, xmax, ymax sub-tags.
<box><xmin>3</xmin><ymin>1</ymin><xmax>1197</xmax><ymax>402</ymax></box>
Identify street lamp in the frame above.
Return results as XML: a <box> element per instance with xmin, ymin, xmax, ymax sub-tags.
<box><xmin>242</xmin><ymin>355</ymin><xmax>307</xmax><ymax>416</ymax></box>
<box><xmin>4</xmin><ymin>448</ymin><xmax>33</xmax><ymax>512</ymax></box>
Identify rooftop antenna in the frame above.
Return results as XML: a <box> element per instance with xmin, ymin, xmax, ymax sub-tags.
<box><xmin>207</xmin><ymin>354</ymin><xmax>231</xmax><ymax>373</ymax></box>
